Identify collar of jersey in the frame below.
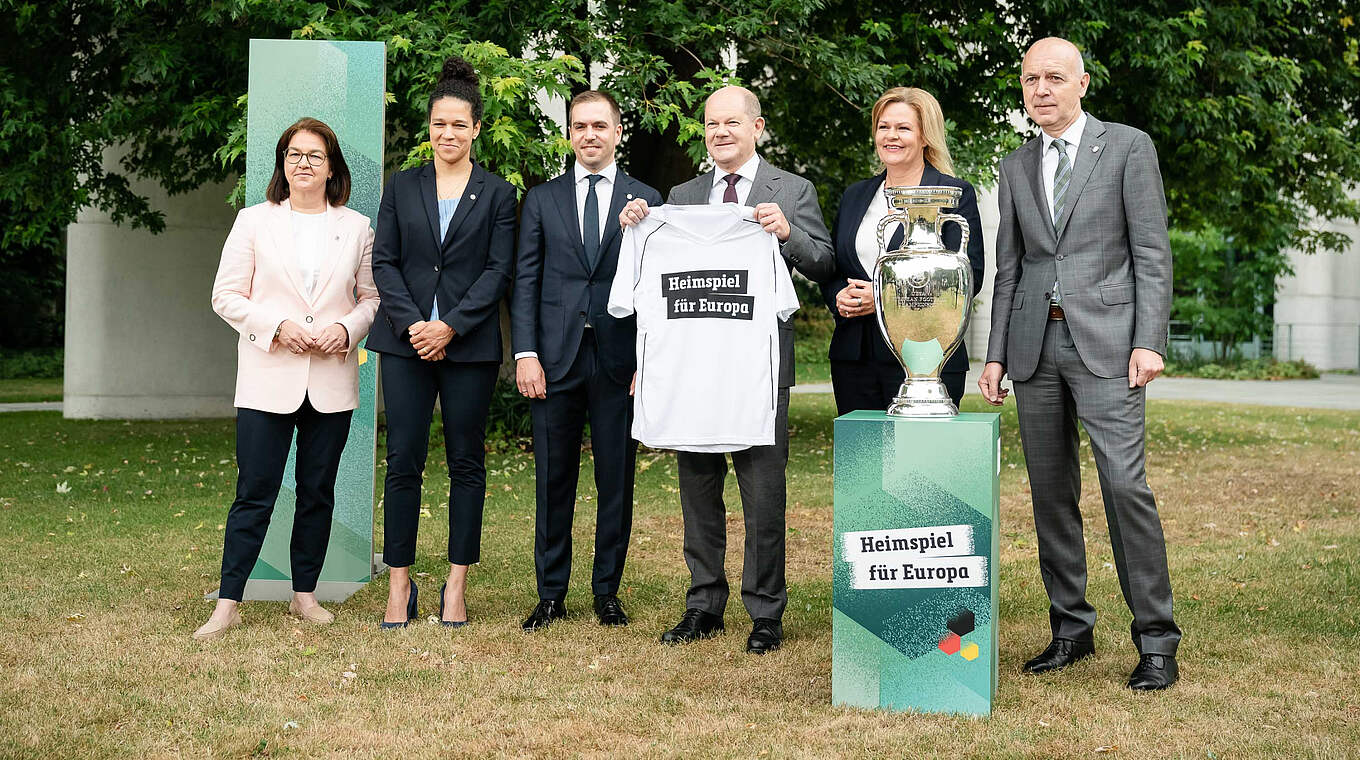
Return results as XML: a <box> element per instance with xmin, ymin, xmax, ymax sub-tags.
<box><xmin>649</xmin><ymin>204</ymin><xmax>761</xmax><ymax>244</ymax></box>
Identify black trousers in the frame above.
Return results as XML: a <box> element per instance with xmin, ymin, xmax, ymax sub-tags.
<box><xmin>219</xmin><ymin>397</ymin><xmax>352</xmax><ymax>602</ymax></box>
<box><xmin>830</xmin><ymin>359</ymin><xmax>965</xmax><ymax>415</ymax></box>
<box><xmin>531</xmin><ymin>332</ymin><xmax>636</xmax><ymax>601</ymax></box>
<box><xmin>380</xmin><ymin>353</ymin><xmax>499</xmax><ymax>568</ymax></box>
<box><xmin>676</xmin><ymin>387</ymin><xmax>790</xmax><ymax>622</ymax></box>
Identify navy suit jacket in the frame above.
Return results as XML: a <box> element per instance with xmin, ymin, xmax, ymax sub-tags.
<box><xmin>821</xmin><ymin>163</ymin><xmax>985</xmax><ymax>374</ymax></box>
<box><xmin>368</xmin><ymin>162</ymin><xmax>516</xmax><ymax>362</ymax></box>
<box><xmin>511</xmin><ymin>168</ymin><xmax>663</xmax><ymax>386</ymax></box>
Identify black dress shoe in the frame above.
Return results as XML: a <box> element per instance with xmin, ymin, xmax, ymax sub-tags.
<box><xmin>1022</xmin><ymin>638</ymin><xmax>1095</xmax><ymax>673</ymax></box>
<box><xmin>521</xmin><ymin>599</ymin><xmax>567</xmax><ymax>632</ymax></box>
<box><xmin>593</xmin><ymin>594</ymin><xmax>629</xmax><ymax>626</ymax></box>
<box><xmin>745</xmin><ymin>618</ymin><xmax>783</xmax><ymax>655</ymax></box>
<box><xmin>659</xmin><ymin>608</ymin><xmax>724</xmax><ymax>645</ymax></box>
<box><xmin>1128</xmin><ymin>654</ymin><xmax>1179</xmax><ymax>691</ymax></box>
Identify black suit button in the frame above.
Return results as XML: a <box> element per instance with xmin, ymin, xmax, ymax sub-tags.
<box><xmin>1044</xmin><ymin>292</ymin><xmax>1051</xmax><ymax>300</ymax></box>
<box><xmin>1056</xmin><ymin>254</ymin><xmax>1065</xmax><ymax>261</ymax></box>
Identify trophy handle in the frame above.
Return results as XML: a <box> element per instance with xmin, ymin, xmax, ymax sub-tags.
<box><xmin>937</xmin><ymin>213</ymin><xmax>970</xmax><ymax>257</ymax></box>
<box><xmin>876</xmin><ymin>212</ymin><xmax>907</xmax><ymax>254</ymax></box>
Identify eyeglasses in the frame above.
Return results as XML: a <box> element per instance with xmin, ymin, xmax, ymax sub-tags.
<box><xmin>285</xmin><ymin>150</ymin><xmax>327</xmax><ymax>167</ymax></box>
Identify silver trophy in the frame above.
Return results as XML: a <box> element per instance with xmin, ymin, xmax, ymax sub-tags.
<box><xmin>872</xmin><ymin>186</ymin><xmax>973</xmax><ymax>417</ymax></box>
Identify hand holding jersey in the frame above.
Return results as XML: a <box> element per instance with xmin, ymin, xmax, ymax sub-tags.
<box><xmin>607</xmin><ymin>204</ymin><xmax>799</xmax><ymax>452</ymax></box>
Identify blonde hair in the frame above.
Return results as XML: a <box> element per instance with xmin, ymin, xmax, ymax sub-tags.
<box><xmin>870</xmin><ymin>87</ymin><xmax>954</xmax><ymax>176</ymax></box>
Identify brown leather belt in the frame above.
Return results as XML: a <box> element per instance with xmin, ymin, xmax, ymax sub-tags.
<box><xmin>1048</xmin><ymin>304</ymin><xmax>1066</xmax><ymax>320</ymax></box>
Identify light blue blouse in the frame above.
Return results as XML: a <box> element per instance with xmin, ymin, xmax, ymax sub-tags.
<box><xmin>431</xmin><ymin>197</ymin><xmax>459</xmax><ymax>320</ymax></box>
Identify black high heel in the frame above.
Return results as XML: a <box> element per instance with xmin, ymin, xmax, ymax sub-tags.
<box><xmin>379</xmin><ymin>578</ymin><xmax>418</xmax><ymax>629</ymax></box>
<box><xmin>438</xmin><ymin>582</ymin><xmax>468</xmax><ymax>628</ymax></box>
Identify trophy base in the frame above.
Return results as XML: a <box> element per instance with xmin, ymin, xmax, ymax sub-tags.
<box><xmin>886</xmin><ymin>377</ymin><xmax>959</xmax><ymax>417</ymax></box>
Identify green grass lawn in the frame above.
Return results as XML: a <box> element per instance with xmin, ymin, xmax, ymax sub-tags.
<box><xmin>0</xmin><ymin>398</ymin><xmax>1357</xmax><ymax>758</ymax></box>
<box><xmin>0</xmin><ymin>377</ymin><xmax>62</xmax><ymax>403</ymax></box>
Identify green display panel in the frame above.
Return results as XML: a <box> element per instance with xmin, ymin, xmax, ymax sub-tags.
<box><xmin>832</xmin><ymin>411</ymin><xmax>1001</xmax><ymax>716</ymax></box>
<box><xmin>241</xmin><ymin>39</ymin><xmax>385</xmax><ymax>600</ymax></box>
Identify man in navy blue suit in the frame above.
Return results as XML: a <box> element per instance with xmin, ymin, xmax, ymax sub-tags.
<box><xmin>512</xmin><ymin>91</ymin><xmax>664</xmax><ymax>631</ymax></box>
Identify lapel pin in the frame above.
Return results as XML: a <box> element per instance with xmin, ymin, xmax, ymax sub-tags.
<box><xmin>626</xmin><ymin>193</ymin><xmax>633</xmax><ymax>200</ymax></box>
<box><xmin>469</xmin><ymin>194</ymin><xmax>477</xmax><ymax>200</ymax></box>
<box><xmin>1092</xmin><ymin>146</ymin><xmax>1100</xmax><ymax>153</ymax></box>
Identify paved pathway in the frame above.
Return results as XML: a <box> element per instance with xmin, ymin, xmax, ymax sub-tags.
<box><xmin>792</xmin><ymin>364</ymin><xmax>1360</xmax><ymax>411</ymax></box>
<box><xmin>5</xmin><ymin>372</ymin><xmax>1358</xmax><ymax>413</ymax></box>
<box><xmin>0</xmin><ymin>401</ymin><xmax>63</xmax><ymax>413</ymax></box>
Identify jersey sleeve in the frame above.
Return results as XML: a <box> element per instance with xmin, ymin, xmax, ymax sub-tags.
<box><xmin>770</xmin><ymin>233</ymin><xmax>801</xmax><ymax>322</ymax></box>
<box><xmin>606</xmin><ymin>222</ymin><xmax>642</xmax><ymax>318</ymax></box>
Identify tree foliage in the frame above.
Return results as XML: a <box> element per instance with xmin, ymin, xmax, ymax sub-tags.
<box><xmin>4</xmin><ymin>0</ymin><xmax>1359</xmax><ymax>350</ymax></box>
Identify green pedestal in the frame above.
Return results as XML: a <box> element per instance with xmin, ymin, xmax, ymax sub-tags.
<box><xmin>217</xmin><ymin>39</ymin><xmax>386</xmax><ymax>602</ymax></box>
<box><xmin>832</xmin><ymin>411</ymin><xmax>1001</xmax><ymax>716</ymax></box>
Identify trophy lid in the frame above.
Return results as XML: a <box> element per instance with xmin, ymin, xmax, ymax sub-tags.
<box><xmin>883</xmin><ymin>185</ymin><xmax>963</xmax><ymax>209</ymax></box>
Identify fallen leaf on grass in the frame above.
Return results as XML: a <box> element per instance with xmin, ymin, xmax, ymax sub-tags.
<box><xmin>282</xmin><ymin>721</ymin><xmax>299</xmax><ymax>731</ymax></box>
<box><xmin>55</xmin><ymin>481</ymin><xmax>70</xmax><ymax>494</ymax></box>
<box><xmin>1094</xmin><ymin>747</ymin><xmax>1117</xmax><ymax>754</ymax></box>
<box><xmin>1038</xmin><ymin>719</ymin><xmax>1050</xmax><ymax>727</ymax></box>
<box><xmin>1323</xmin><ymin>544</ymin><xmax>1339</xmax><ymax>550</ymax></box>
<box><xmin>300</xmin><ymin>646</ymin><xmax>317</xmax><ymax>656</ymax></box>
<box><xmin>65</xmin><ymin>613</ymin><xmax>84</xmax><ymax>622</ymax></box>
<box><xmin>341</xmin><ymin>670</ymin><xmax>356</xmax><ymax>680</ymax></box>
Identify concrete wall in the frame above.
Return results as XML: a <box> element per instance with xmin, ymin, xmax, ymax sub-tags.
<box><xmin>64</xmin><ymin>169</ymin><xmax>240</xmax><ymax>418</ymax></box>
<box><xmin>1273</xmin><ymin>214</ymin><xmax>1360</xmax><ymax>371</ymax></box>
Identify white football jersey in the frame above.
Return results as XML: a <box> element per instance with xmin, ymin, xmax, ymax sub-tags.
<box><xmin>607</xmin><ymin>204</ymin><xmax>800</xmax><ymax>452</ymax></box>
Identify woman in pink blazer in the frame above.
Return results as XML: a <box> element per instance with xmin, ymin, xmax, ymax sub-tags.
<box><xmin>195</xmin><ymin>117</ymin><xmax>379</xmax><ymax>640</ymax></box>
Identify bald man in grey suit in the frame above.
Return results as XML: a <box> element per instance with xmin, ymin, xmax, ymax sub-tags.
<box><xmin>620</xmin><ymin>86</ymin><xmax>834</xmax><ymax>654</ymax></box>
<box><xmin>979</xmin><ymin>38</ymin><xmax>1182</xmax><ymax>690</ymax></box>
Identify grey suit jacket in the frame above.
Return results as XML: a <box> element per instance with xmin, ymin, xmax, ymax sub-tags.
<box><xmin>986</xmin><ymin>116</ymin><xmax>1172</xmax><ymax>382</ymax></box>
<box><xmin>666</xmin><ymin>157</ymin><xmax>835</xmax><ymax>387</ymax></box>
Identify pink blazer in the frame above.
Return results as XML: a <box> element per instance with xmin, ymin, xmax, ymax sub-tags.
<box><xmin>211</xmin><ymin>200</ymin><xmax>379</xmax><ymax>414</ymax></box>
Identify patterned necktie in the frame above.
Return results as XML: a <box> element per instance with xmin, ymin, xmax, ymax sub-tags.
<box><xmin>1051</xmin><ymin>138</ymin><xmax>1071</xmax><ymax>230</ymax></box>
<box><xmin>1050</xmin><ymin>138</ymin><xmax>1071</xmax><ymax>305</ymax></box>
<box><xmin>722</xmin><ymin>173</ymin><xmax>741</xmax><ymax>204</ymax></box>
<box><xmin>583</xmin><ymin>174</ymin><xmax>603</xmax><ymax>269</ymax></box>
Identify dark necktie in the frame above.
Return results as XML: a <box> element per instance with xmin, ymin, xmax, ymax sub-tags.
<box><xmin>583</xmin><ymin>174</ymin><xmax>603</xmax><ymax>269</ymax></box>
<box><xmin>722</xmin><ymin>173</ymin><xmax>741</xmax><ymax>204</ymax></box>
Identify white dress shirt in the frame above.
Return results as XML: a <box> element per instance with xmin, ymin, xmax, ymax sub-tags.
<box><xmin>707</xmin><ymin>153</ymin><xmax>761</xmax><ymax>205</ymax></box>
<box><xmin>575</xmin><ymin>160</ymin><xmax>617</xmax><ymax>243</ymax></box>
<box><xmin>852</xmin><ymin>181</ymin><xmax>894</xmax><ymax>277</ymax></box>
<box><xmin>1041</xmin><ymin>111</ymin><xmax>1087</xmax><ymax>224</ymax></box>
<box><xmin>291</xmin><ymin>210</ymin><xmax>327</xmax><ymax>299</ymax></box>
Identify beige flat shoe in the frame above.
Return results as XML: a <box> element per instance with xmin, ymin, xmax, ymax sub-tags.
<box><xmin>192</xmin><ymin>609</ymin><xmax>242</xmax><ymax>641</ymax></box>
<box><xmin>288</xmin><ymin>600</ymin><xmax>335</xmax><ymax>625</ymax></box>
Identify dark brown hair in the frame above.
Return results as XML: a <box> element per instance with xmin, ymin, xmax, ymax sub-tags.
<box><xmin>266</xmin><ymin>117</ymin><xmax>351</xmax><ymax>206</ymax></box>
<box><xmin>569</xmin><ymin>90</ymin><xmax>622</xmax><ymax>125</ymax></box>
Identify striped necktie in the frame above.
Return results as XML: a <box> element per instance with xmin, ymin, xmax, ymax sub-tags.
<box><xmin>1051</xmin><ymin>138</ymin><xmax>1071</xmax><ymax>230</ymax></box>
<box><xmin>1050</xmin><ymin>138</ymin><xmax>1071</xmax><ymax>305</ymax></box>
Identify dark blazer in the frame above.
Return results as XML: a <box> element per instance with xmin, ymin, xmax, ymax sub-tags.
<box><xmin>665</xmin><ymin>157</ymin><xmax>835</xmax><ymax>388</ymax></box>
<box><xmin>512</xmin><ymin>168</ymin><xmax>663</xmax><ymax>386</ymax></box>
<box><xmin>821</xmin><ymin>163</ymin><xmax>985</xmax><ymax>375</ymax></box>
<box><xmin>368</xmin><ymin>162</ymin><xmax>516</xmax><ymax>362</ymax></box>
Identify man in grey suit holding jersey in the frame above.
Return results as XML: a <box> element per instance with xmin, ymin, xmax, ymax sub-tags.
<box><xmin>979</xmin><ymin>37</ymin><xmax>1181</xmax><ymax>690</ymax></box>
<box><xmin>619</xmin><ymin>85</ymin><xmax>834</xmax><ymax>655</ymax></box>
